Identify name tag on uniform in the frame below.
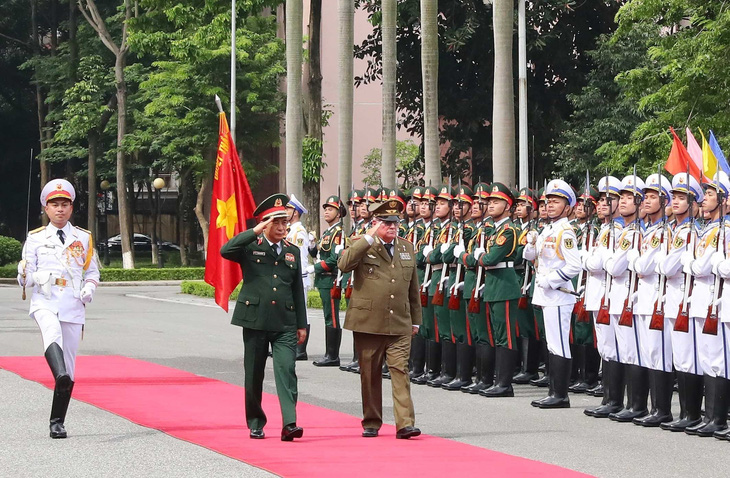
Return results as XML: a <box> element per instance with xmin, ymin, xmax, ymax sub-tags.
<box><xmin>253</xmin><ymin>251</ymin><xmax>266</xmax><ymax>256</ymax></box>
<box><xmin>367</xmin><ymin>253</ymin><xmax>377</xmax><ymax>259</ymax></box>
<box><xmin>400</xmin><ymin>252</ymin><xmax>411</xmax><ymax>260</ymax></box>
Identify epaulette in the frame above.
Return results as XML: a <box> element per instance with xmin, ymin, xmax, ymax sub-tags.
<box><xmin>335</xmin><ymin>226</ymin><xmax>342</xmax><ymax>231</ymax></box>
<box><xmin>75</xmin><ymin>226</ymin><xmax>92</xmax><ymax>235</ymax></box>
<box><xmin>283</xmin><ymin>239</ymin><xmax>292</xmax><ymax>247</ymax></box>
<box><xmin>29</xmin><ymin>226</ymin><xmax>45</xmax><ymax>235</ymax></box>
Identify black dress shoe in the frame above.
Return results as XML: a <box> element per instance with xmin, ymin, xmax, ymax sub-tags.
<box><xmin>313</xmin><ymin>356</ymin><xmax>340</xmax><ymax>367</ymax></box>
<box><xmin>395</xmin><ymin>426</ymin><xmax>421</xmax><ymax>439</ymax></box>
<box><xmin>281</xmin><ymin>424</ymin><xmax>304</xmax><ymax>441</ymax></box>
<box><xmin>362</xmin><ymin>428</ymin><xmax>379</xmax><ymax>438</ymax></box>
<box><xmin>49</xmin><ymin>420</ymin><xmax>67</xmax><ymax>439</ymax></box>
<box><xmin>530</xmin><ymin>374</ymin><xmax>550</xmax><ymax>387</ymax></box>
<box><xmin>250</xmin><ymin>428</ymin><xmax>265</xmax><ymax>439</ymax></box>
<box><xmin>296</xmin><ymin>353</ymin><xmax>308</xmax><ymax>361</ymax></box>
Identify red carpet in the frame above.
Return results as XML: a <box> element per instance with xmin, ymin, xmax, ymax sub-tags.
<box><xmin>0</xmin><ymin>355</ymin><xmax>591</xmax><ymax>477</ymax></box>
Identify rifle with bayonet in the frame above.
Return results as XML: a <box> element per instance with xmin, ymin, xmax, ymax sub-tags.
<box><xmin>619</xmin><ymin>166</ymin><xmax>642</xmax><ymax>327</ymax></box>
<box><xmin>596</xmin><ymin>170</ymin><xmax>613</xmax><ymax>325</ymax></box>
<box><xmin>574</xmin><ymin>170</ymin><xmax>593</xmax><ymax>322</ymax></box>
<box><xmin>420</xmin><ymin>181</ymin><xmax>435</xmax><ymax>306</ymax></box>
<box><xmin>449</xmin><ymin>180</ymin><xmax>466</xmax><ymax>310</ymax></box>
<box><xmin>331</xmin><ymin>186</ymin><xmax>345</xmax><ymax>300</ymax></box>
<box><xmin>674</xmin><ymin>160</ymin><xmax>696</xmax><ymax>333</ymax></box>
<box><xmin>650</xmin><ymin>164</ymin><xmax>669</xmax><ymax>330</ymax></box>
<box><xmin>517</xmin><ymin>214</ymin><xmax>535</xmax><ymax>310</ymax></box>
<box><xmin>344</xmin><ymin>183</ymin><xmax>359</xmax><ymax>299</ymax></box>
<box><xmin>432</xmin><ymin>177</ymin><xmax>453</xmax><ymax>307</ymax></box>
<box><xmin>468</xmin><ymin>219</ymin><xmax>487</xmax><ymax>313</ymax></box>
<box><xmin>704</xmin><ymin>172</ymin><xmax>725</xmax><ymax>335</ymax></box>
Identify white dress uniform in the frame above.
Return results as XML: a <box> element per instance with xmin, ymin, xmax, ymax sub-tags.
<box><xmin>286</xmin><ymin>221</ymin><xmax>311</xmax><ymax>290</ymax></box>
<box><xmin>712</xmin><ymin>248</ymin><xmax>730</xmax><ymax>379</ymax></box>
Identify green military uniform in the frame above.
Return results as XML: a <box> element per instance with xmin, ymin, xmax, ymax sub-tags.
<box><xmin>406</xmin><ymin>186</ymin><xmax>428</xmax><ymax>381</ymax></box>
<box><xmin>220</xmin><ymin>194</ymin><xmax>307</xmax><ymax>435</ymax></box>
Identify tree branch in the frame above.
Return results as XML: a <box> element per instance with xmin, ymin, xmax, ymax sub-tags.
<box><xmin>78</xmin><ymin>0</ymin><xmax>120</xmax><ymax>55</ymax></box>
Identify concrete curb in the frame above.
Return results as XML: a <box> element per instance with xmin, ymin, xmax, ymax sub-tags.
<box><xmin>0</xmin><ymin>278</ymin><xmax>183</xmax><ymax>287</ymax></box>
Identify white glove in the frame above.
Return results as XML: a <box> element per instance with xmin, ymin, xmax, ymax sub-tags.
<box><xmin>526</xmin><ymin>230</ymin><xmax>539</xmax><ymax>245</ymax></box>
<box><xmin>472</xmin><ymin>246</ymin><xmax>485</xmax><ymax>260</ymax></box>
<box><xmin>680</xmin><ymin>251</ymin><xmax>694</xmax><ymax>268</ymax></box>
<box><xmin>682</xmin><ymin>259</ymin><xmax>693</xmax><ymax>275</ymax></box>
<box><xmin>306</xmin><ymin>264</ymin><xmax>315</xmax><ymax>274</ymax></box>
<box><xmin>80</xmin><ymin>285</ymin><xmax>95</xmax><ymax>304</ymax></box>
<box><xmin>626</xmin><ymin>249</ymin><xmax>640</xmax><ymax>272</ymax></box>
<box><xmin>422</xmin><ymin>244</ymin><xmax>434</xmax><ymax>257</ymax></box>
<box><xmin>710</xmin><ymin>251</ymin><xmax>725</xmax><ymax>271</ymax></box>
<box><xmin>439</xmin><ymin>243</ymin><xmax>450</xmax><ymax>254</ymax></box>
<box><xmin>653</xmin><ymin>250</ymin><xmax>667</xmax><ymax>266</ymax></box>
<box><xmin>308</xmin><ymin>232</ymin><xmax>316</xmax><ymax>243</ymax></box>
<box><xmin>453</xmin><ymin>244</ymin><xmax>465</xmax><ymax>258</ymax></box>
<box><xmin>454</xmin><ymin>281</ymin><xmax>464</xmax><ymax>292</ymax></box>
<box><xmin>421</xmin><ymin>279</ymin><xmax>431</xmax><ymax>289</ymax></box>
<box><xmin>334</xmin><ymin>244</ymin><xmax>343</xmax><ymax>254</ymax></box>
<box><xmin>536</xmin><ymin>275</ymin><xmax>550</xmax><ymax>289</ymax></box>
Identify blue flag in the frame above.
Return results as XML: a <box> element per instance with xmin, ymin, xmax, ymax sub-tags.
<box><xmin>709</xmin><ymin>130</ymin><xmax>730</xmax><ymax>174</ymax></box>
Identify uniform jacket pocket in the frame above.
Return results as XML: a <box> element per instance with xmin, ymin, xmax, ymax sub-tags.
<box><xmin>350</xmin><ymin>298</ymin><xmax>372</xmax><ymax>310</ymax></box>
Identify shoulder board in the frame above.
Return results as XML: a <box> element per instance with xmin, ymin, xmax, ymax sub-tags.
<box><xmin>75</xmin><ymin>226</ymin><xmax>92</xmax><ymax>235</ymax></box>
<box><xmin>29</xmin><ymin>226</ymin><xmax>45</xmax><ymax>235</ymax></box>
<box><xmin>283</xmin><ymin>239</ymin><xmax>292</xmax><ymax>247</ymax></box>
<box><xmin>335</xmin><ymin>226</ymin><xmax>342</xmax><ymax>232</ymax></box>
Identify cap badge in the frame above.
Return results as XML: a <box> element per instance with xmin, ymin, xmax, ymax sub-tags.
<box><xmin>274</xmin><ymin>198</ymin><xmax>283</xmax><ymax>207</ymax></box>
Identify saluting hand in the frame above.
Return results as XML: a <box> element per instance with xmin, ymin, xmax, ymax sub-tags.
<box><xmin>253</xmin><ymin>216</ymin><xmax>274</xmax><ymax>235</ymax></box>
<box><xmin>366</xmin><ymin>220</ymin><xmax>384</xmax><ymax>238</ymax></box>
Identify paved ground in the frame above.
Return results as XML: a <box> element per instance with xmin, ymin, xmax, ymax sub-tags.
<box><xmin>1</xmin><ymin>284</ymin><xmax>729</xmax><ymax>477</ymax></box>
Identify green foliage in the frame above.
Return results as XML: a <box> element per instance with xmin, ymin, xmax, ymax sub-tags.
<box><xmin>361</xmin><ymin>140</ymin><xmax>421</xmax><ymax>188</ymax></box>
<box><xmin>0</xmin><ymin>236</ymin><xmax>22</xmax><ymax>266</ymax></box>
<box><xmin>302</xmin><ymin>136</ymin><xmax>326</xmax><ymax>182</ymax></box>
<box><xmin>0</xmin><ymin>264</ymin><xmax>16</xmax><ymax>278</ymax></box>
<box><xmin>100</xmin><ymin>267</ymin><xmax>204</xmax><ymax>282</ymax></box>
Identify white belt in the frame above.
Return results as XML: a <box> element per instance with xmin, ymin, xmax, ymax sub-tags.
<box><xmin>432</xmin><ymin>264</ymin><xmax>443</xmax><ymax>271</ymax></box>
<box><xmin>486</xmin><ymin>261</ymin><xmax>514</xmax><ymax>270</ymax></box>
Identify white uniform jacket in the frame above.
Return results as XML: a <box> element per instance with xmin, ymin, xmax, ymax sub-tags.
<box><xmin>583</xmin><ymin>222</ymin><xmax>615</xmax><ymax>312</ymax></box>
<box><xmin>286</xmin><ymin>221</ymin><xmax>311</xmax><ymax>289</ymax></box>
<box><xmin>632</xmin><ymin>219</ymin><xmax>669</xmax><ymax>316</ymax></box>
<box><xmin>523</xmin><ymin>217</ymin><xmax>582</xmax><ymax>307</ymax></box>
<box><xmin>657</xmin><ymin>218</ymin><xmax>697</xmax><ymax>320</ymax></box>
<box><xmin>22</xmin><ymin>223</ymin><xmax>100</xmax><ymax>324</ymax></box>
<box><xmin>688</xmin><ymin>219</ymin><xmax>730</xmax><ymax>318</ymax></box>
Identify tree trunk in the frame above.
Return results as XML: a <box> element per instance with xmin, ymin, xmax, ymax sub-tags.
<box><xmin>381</xmin><ymin>0</ymin><xmax>397</xmax><ymax>189</ymax></box>
<box><xmin>285</xmin><ymin>0</ymin><xmax>304</xmax><ymax>199</ymax></box>
<box><xmin>194</xmin><ymin>171</ymin><xmax>212</xmax><ymax>257</ymax></box>
<box><xmin>338</xmin><ymin>0</ymin><xmax>354</xmax><ymax>232</ymax></box>
<box><xmin>115</xmin><ymin>51</ymin><xmax>134</xmax><ymax>268</ymax></box>
<box><xmin>303</xmin><ymin>0</ymin><xmax>322</xmax><ymax>235</ymax></box>
<box><xmin>68</xmin><ymin>0</ymin><xmax>79</xmax><ymax>82</ymax></box>
<box><xmin>420</xmin><ymin>0</ymin><xmax>440</xmax><ymax>185</ymax></box>
<box><xmin>147</xmin><ymin>181</ymin><xmax>159</xmax><ymax>266</ymax></box>
<box><xmin>87</xmin><ymin>134</ymin><xmax>98</xmax><ymax>240</ymax></box>
<box><xmin>492</xmin><ymin>0</ymin><xmax>516</xmax><ymax>185</ymax></box>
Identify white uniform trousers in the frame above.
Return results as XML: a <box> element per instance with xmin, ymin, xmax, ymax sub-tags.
<box><xmin>610</xmin><ymin>314</ymin><xmax>640</xmax><ymax>366</ymax></box>
<box><xmin>698</xmin><ymin>322</ymin><xmax>730</xmax><ymax>378</ymax></box>
<box><xmin>635</xmin><ymin>315</ymin><xmax>673</xmax><ymax>372</ymax></box>
<box><xmin>543</xmin><ymin>305</ymin><xmax>573</xmax><ymax>359</ymax></box>
<box><xmin>593</xmin><ymin>312</ymin><xmax>618</xmax><ymax>362</ymax></box>
<box><xmin>670</xmin><ymin>316</ymin><xmax>702</xmax><ymax>375</ymax></box>
<box><xmin>32</xmin><ymin>309</ymin><xmax>82</xmax><ymax>381</ymax></box>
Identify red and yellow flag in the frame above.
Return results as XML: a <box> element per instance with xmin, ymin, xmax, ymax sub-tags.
<box><xmin>204</xmin><ymin>112</ymin><xmax>256</xmax><ymax>311</ymax></box>
<box><xmin>665</xmin><ymin>127</ymin><xmax>704</xmax><ymax>181</ymax></box>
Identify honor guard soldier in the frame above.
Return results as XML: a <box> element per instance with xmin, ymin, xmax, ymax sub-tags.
<box><xmin>347</xmin><ymin>189</ymin><xmax>365</xmax><ymax>234</ymax></box>
<box><xmin>221</xmin><ymin>194</ymin><xmax>307</xmax><ymax>441</ymax></box>
<box><xmin>603</xmin><ymin>174</ymin><xmax>649</xmax><ymax>422</ymax></box>
<box><xmin>307</xmin><ymin>195</ymin><xmax>345</xmax><ymax>367</ymax></box>
<box><xmin>286</xmin><ymin>194</ymin><xmax>311</xmax><ymax>360</ymax></box>
<box><xmin>513</xmin><ymin>187</ymin><xmax>541</xmax><ymax>385</ymax></box>
<box><xmin>524</xmin><ymin>179</ymin><xmax>582</xmax><ymax>408</ymax></box>
<box><xmin>466</xmin><ymin>183</ymin><xmax>521</xmax><ymax>398</ymax></box>
<box><xmin>387</xmin><ymin>188</ymin><xmax>409</xmax><ymax>237</ymax></box>
<box><xmin>459</xmin><ymin>183</ymin><xmax>496</xmax><ymax>393</ymax></box>
<box><xmin>658</xmin><ymin>173</ymin><xmax>703</xmax><ymax>432</ymax></box>
<box><xmin>405</xmin><ymin>186</ymin><xmax>427</xmax><ymax>380</ymax></box>
<box><xmin>18</xmin><ymin>179</ymin><xmax>100</xmax><ymax>439</ymax></box>
<box><xmin>681</xmin><ymin>172</ymin><xmax>730</xmax><ymax>437</ymax></box>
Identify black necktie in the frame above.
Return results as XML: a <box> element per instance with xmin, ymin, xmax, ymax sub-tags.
<box><xmin>57</xmin><ymin>230</ymin><xmax>65</xmax><ymax>244</ymax></box>
<box><xmin>272</xmin><ymin>243</ymin><xmax>280</xmax><ymax>255</ymax></box>
<box><xmin>384</xmin><ymin>243</ymin><xmax>393</xmax><ymax>258</ymax></box>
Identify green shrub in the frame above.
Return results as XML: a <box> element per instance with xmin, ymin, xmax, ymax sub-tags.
<box><xmin>0</xmin><ymin>236</ymin><xmax>22</xmax><ymax>266</ymax></box>
<box><xmin>0</xmin><ymin>264</ymin><xmax>17</xmax><ymax>278</ymax></box>
<box><xmin>180</xmin><ymin>281</ymin><xmax>348</xmax><ymax>310</ymax></box>
<box><xmin>100</xmin><ymin>267</ymin><xmax>204</xmax><ymax>282</ymax></box>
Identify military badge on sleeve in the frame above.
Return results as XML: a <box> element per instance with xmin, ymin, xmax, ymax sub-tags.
<box><xmin>564</xmin><ymin>238</ymin><xmax>574</xmax><ymax>249</ymax></box>
<box><xmin>673</xmin><ymin>235</ymin><xmax>685</xmax><ymax>249</ymax></box>
<box><xmin>650</xmin><ymin>236</ymin><xmax>660</xmax><ymax>248</ymax></box>
<box><xmin>496</xmin><ymin>235</ymin><xmax>506</xmax><ymax>246</ymax></box>
<box><xmin>620</xmin><ymin>238</ymin><xmax>631</xmax><ymax>251</ymax></box>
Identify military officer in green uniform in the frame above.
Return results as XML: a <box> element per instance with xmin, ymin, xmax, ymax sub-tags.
<box><xmin>465</xmin><ymin>183</ymin><xmax>521</xmax><ymax>398</ymax></box>
<box><xmin>404</xmin><ymin>186</ymin><xmax>427</xmax><ymax>379</ymax></box>
<box><xmin>220</xmin><ymin>194</ymin><xmax>307</xmax><ymax>441</ymax></box>
<box><xmin>307</xmin><ymin>195</ymin><xmax>345</xmax><ymax>367</ymax></box>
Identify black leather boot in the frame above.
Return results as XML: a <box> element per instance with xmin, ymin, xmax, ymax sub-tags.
<box><xmin>409</xmin><ymin>334</ymin><xmax>427</xmax><ymax>382</ymax></box>
<box><xmin>513</xmin><ymin>336</ymin><xmax>539</xmax><ymax>384</ymax></box>
<box><xmin>339</xmin><ymin>341</ymin><xmax>359</xmax><ymax>372</ymax></box>
<box><xmin>443</xmin><ymin>343</ymin><xmax>474</xmax><ymax>390</ymax></box>
<box><xmin>530</xmin><ymin>340</ymin><xmax>550</xmax><ymax>387</ymax></box>
<box><xmin>45</xmin><ymin>343</ymin><xmax>72</xmax><ymax>392</ymax></box>
<box><xmin>693</xmin><ymin>376</ymin><xmax>729</xmax><ymax>437</ymax></box>
<box><xmin>296</xmin><ymin>324</ymin><xmax>311</xmax><ymax>361</ymax></box>
<box><xmin>462</xmin><ymin>343</ymin><xmax>486</xmax><ymax>393</ymax></box>
<box><xmin>417</xmin><ymin>339</ymin><xmax>441</xmax><ymax>385</ymax></box>
<box><xmin>50</xmin><ymin>380</ymin><xmax>74</xmax><ymax>439</ymax></box>
<box><xmin>686</xmin><ymin>374</ymin><xmax>713</xmax><ymax>435</ymax></box>
<box><xmin>610</xmin><ymin>364</ymin><xmax>649</xmax><ymax>422</ymax></box>
<box><xmin>585</xmin><ymin>360</ymin><xmax>611</xmax><ymax>416</ymax></box>
<box><xmin>428</xmin><ymin>341</ymin><xmax>456</xmax><ymax>387</ymax></box>
<box><xmin>587</xmin><ymin>360</ymin><xmax>626</xmax><ymax>418</ymax></box>
<box><xmin>313</xmin><ymin>326</ymin><xmax>341</xmax><ymax>366</ymax></box>
<box><xmin>586</xmin><ymin>358</ymin><xmax>606</xmax><ymax>397</ymax></box>
<box><xmin>382</xmin><ymin>363</ymin><xmax>391</xmax><ymax>379</ymax></box>
<box><xmin>663</xmin><ymin>372</ymin><xmax>703</xmax><ymax>431</ymax></box>
<box><xmin>635</xmin><ymin>369</ymin><xmax>674</xmax><ymax>427</ymax></box>
<box><xmin>532</xmin><ymin>353</ymin><xmax>556</xmax><ymax>407</ymax></box>
<box><xmin>480</xmin><ymin>346</ymin><xmax>516</xmax><ymax>397</ymax></box>
<box><xmin>537</xmin><ymin>354</ymin><xmax>571</xmax><ymax>409</ymax></box>
<box><xmin>571</xmin><ymin>345</ymin><xmax>600</xmax><ymax>393</ymax></box>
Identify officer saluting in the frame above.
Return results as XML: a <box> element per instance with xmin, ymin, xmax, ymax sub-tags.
<box><xmin>17</xmin><ymin>179</ymin><xmax>100</xmax><ymax>439</ymax></box>
<box><xmin>220</xmin><ymin>193</ymin><xmax>308</xmax><ymax>441</ymax></box>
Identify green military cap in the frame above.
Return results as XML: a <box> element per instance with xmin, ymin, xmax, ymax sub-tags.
<box><xmin>437</xmin><ymin>184</ymin><xmax>456</xmax><ymax>201</ymax></box>
<box><xmin>509</xmin><ymin>187</ymin><xmax>520</xmax><ymax>202</ymax></box>
<box><xmin>323</xmin><ymin>195</ymin><xmax>342</xmax><ymax>209</ymax></box>
<box><xmin>368</xmin><ymin>198</ymin><xmax>404</xmax><ymax>222</ymax></box>
<box><xmin>456</xmin><ymin>184</ymin><xmax>474</xmax><ymax>204</ymax></box>
<box><xmin>364</xmin><ymin>187</ymin><xmax>380</xmax><ymax>203</ymax></box>
<box><xmin>347</xmin><ymin>189</ymin><xmax>365</xmax><ymax>205</ymax></box>
<box><xmin>473</xmin><ymin>182</ymin><xmax>491</xmax><ymax>200</ymax></box>
<box><xmin>517</xmin><ymin>187</ymin><xmax>538</xmax><ymax>209</ymax></box>
<box><xmin>423</xmin><ymin>186</ymin><xmax>439</xmax><ymax>202</ymax></box>
<box><xmin>578</xmin><ymin>185</ymin><xmax>600</xmax><ymax>204</ymax></box>
<box><xmin>489</xmin><ymin>182</ymin><xmax>514</xmax><ymax>206</ymax></box>
<box><xmin>378</xmin><ymin>188</ymin><xmax>389</xmax><ymax>202</ymax></box>
<box><xmin>254</xmin><ymin>193</ymin><xmax>289</xmax><ymax>221</ymax></box>
<box><xmin>388</xmin><ymin>188</ymin><xmax>408</xmax><ymax>208</ymax></box>
<box><xmin>411</xmin><ymin>186</ymin><xmax>425</xmax><ymax>200</ymax></box>
<box><xmin>538</xmin><ymin>187</ymin><xmax>547</xmax><ymax>203</ymax></box>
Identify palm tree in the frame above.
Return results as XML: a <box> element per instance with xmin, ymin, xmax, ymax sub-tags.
<box><xmin>381</xmin><ymin>0</ymin><xmax>397</xmax><ymax>189</ymax></box>
<box><xmin>491</xmin><ymin>0</ymin><xmax>516</xmax><ymax>185</ymax></box>
<box><xmin>286</xmin><ymin>0</ymin><xmax>304</xmax><ymax>198</ymax></box>
<box><xmin>420</xmin><ymin>0</ymin><xmax>440</xmax><ymax>186</ymax></box>
<box><xmin>338</xmin><ymin>0</ymin><xmax>354</xmax><ymax>223</ymax></box>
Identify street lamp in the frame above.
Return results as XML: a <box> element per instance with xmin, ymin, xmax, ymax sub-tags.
<box><xmin>100</xmin><ymin>180</ymin><xmax>111</xmax><ymax>266</ymax></box>
<box><xmin>153</xmin><ymin>177</ymin><xmax>166</xmax><ymax>268</ymax></box>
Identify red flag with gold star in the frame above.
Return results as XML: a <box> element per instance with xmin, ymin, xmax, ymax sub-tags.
<box><xmin>204</xmin><ymin>112</ymin><xmax>256</xmax><ymax>311</ymax></box>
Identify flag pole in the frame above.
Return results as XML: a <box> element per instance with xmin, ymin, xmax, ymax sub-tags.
<box><xmin>230</xmin><ymin>0</ymin><xmax>236</xmax><ymax>140</ymax></box>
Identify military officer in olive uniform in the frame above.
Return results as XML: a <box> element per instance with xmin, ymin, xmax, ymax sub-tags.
<box><xmin>221</xmin><ymin>194</ymin><xmax>307</xmax><ymax>441</ymax></box>
<box><xmin>339</xmin><ymin>200</ymin><xmax>423</xmax><ymax>439</ymax></box>
<box><xmin>307</xmin><ymin>195</ymin><xmax>345</xmax><ymax>367</ymax></box>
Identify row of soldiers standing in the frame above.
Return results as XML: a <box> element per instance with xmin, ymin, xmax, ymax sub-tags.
<box><xmin>306</xmin><ymin>172</ymin><xmax>730</xmax><ymax>442</ymax></box>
